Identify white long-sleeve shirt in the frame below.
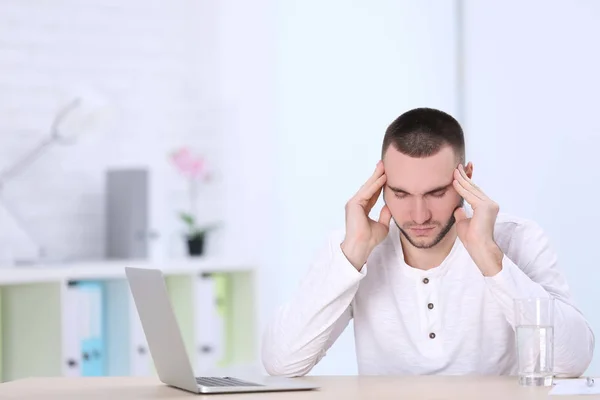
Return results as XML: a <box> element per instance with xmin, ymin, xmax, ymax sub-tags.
<box><xmin>262</xmin><ymin>213</ymin><xmax>595</xmax><ymax>377</ymax></box>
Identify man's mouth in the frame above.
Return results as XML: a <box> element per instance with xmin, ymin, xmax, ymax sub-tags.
<box><xmin>410</xmin><ymin>226</ymin><xmax>435</xmax><ymax>235</ymax></box>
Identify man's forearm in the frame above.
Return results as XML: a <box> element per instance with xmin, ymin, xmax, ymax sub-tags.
<box><xmin>262</xmin><ymin>236</ymin><xmax>366</xmax><ymax>376</ymax></box>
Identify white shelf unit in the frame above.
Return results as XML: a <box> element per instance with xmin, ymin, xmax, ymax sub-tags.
<box><xmin>0</xmin><ymin>258</ymin><xmax>259</xmax><ymax>382</ymax></box>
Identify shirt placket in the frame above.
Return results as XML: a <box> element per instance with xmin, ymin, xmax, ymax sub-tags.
<box><xmin>419</xmin><ymin>274</ymin><xmax>443</xmax><ymax>356</ymax></box>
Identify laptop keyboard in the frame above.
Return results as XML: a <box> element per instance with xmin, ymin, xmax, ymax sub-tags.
<box><xmin>195</xmin><ymin>377</ymin><xmax>264</xmax><ymax>387</ymax></box>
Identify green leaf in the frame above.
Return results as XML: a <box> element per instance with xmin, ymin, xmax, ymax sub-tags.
<box><xmin>179</xmin><ymin>212</ymin><xmax>196</xmax><ymax>228</ymax></box>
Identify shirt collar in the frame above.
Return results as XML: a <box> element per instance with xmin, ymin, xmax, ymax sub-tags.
<box><xmin>389</xmin><ymin>218</ymin><xmax>465</xmax><ymax>280</ymax></box>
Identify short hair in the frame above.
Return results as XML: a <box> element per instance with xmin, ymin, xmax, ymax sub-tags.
<box><xmin>381</xmin><ymin>107</ymin><xmax>465</xmax><ymax>163</ymax></box>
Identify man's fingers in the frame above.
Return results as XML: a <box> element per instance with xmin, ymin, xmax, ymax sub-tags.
<box><xmin>453</xmin><ymin>176</ymin><xmax>481</xmax><ymax>206</ymax></box>
<box><xmin>455</xmin><ymin>165</ymin><xmax>486</xmax><ymax>200</ymax></box>
<box><xmin>360</xmin><ymin>174</ymin><xmax>387</xmax><ymax>204</ymax></box>
<box><xmin>356</xmin><ymin>161</ymin><xmax>384</xmax><ymax>196</ymax></box>
<box><xmin>453</xmin><ymin>207</ymin><xmax>468</xmax><ymax>223</ymax></box>
<box><xmin>365</xmin><ymin>186</ymin><xmax>382</xmax><ymax>214</ymax></box>
<box><xmin>378</xmin><ymin>204</ymin><xmax>392</xmax><ymax>228</ymax></box>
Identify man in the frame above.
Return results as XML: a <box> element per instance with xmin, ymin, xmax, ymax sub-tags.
<box><xmin>261</xmin><ymin>107</ymin><xmax>595</xmax><ymax>377</ymax></box>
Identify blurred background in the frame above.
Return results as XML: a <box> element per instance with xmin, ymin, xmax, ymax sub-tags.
<box><xmin>0</xmin><ymin>0</ymin><xmax>597</xmax><ymax>379</ymax></box>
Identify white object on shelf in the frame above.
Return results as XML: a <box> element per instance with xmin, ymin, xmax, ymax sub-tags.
<box><xmin>194</xmin><ymin>273</ymin><xmax>223</xmax><ymax>374</ymax></box>
<box><xmin>129</xmin><ymin>290</ymin><xmax>152</xmax><ymax>376</ymax></box>
<box><xmin>61</xmin><ymin>281</ymin><xmax>81</xmax><ymax>377</ymax></box>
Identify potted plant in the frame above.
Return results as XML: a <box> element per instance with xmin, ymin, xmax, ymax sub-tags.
<box><xmin>179</xmin><ymin>212</ymin><xmax>217</xmax><ymax>256</ymax></box>
<box><xmin>169</xmin><ymin>147</ymin><xmax>217</xmax><ymax>256</ymax></box>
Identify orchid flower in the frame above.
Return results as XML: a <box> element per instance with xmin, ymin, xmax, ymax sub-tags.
<box><xmin>169</xmin><ymin>147</ymin><xmax>215</xmax><ymax>239</ymax></box>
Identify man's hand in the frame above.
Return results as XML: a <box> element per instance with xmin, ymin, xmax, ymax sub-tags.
<box><xmin>452</xmin><ymin>164</ymin><xmax>504</xmax><ymax>276</ymax></box>
<box><xmin>341</xmin><ymin>161</ymin><xmax>392</xmax><ymax>271</ymax></box>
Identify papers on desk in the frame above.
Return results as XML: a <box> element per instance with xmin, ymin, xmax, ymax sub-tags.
<box><xmin>549</xmin><ymin>378</ymin><xmax>599</xmax><ymax>395</ymax></box>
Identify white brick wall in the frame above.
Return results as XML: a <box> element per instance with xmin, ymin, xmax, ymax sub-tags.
<box><xmin>0</xmin><ymin>0</ymin><xmax>224</xmax><ymax>265</ymax></box>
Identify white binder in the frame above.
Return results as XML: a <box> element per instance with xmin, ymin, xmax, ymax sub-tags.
<box><xmin>194</xmin><ymin>273</ymin><xmax>224</xmax><ymax>374</ymax></box>
<box><xmin>129</xmin><ymin>291</ymin><xmax>152</xmax><ymax>376</ymax></box>
<box><xmin>61</xmin><ymin>281</ymin><xmax>82</xmax><ymax>377</ymax></box>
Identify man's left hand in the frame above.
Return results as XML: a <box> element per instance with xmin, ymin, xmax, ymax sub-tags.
<box><xmin>452</xmin><ymin>164</ymin><xmax>503</xmax><ymax>276</ymax></box>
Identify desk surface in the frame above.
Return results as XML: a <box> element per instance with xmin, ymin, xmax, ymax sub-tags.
<box><xmin>0</xmin><ymin>376</ymin><xmax>597</xmax><ymax>399</ymax></box>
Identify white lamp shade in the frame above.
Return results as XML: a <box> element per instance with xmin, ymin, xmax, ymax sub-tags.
<box><xmin>53</xmin><ymin>88</ymin><xmax>113</xmax><ymax>143</ymax></box>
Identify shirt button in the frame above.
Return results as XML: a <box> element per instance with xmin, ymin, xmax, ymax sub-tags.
<box><xmin>423</xmin><ymin>278</ymin><xmax>429</xmax><ymax>284</ymax></box>
<box><xmin>429</xmin><ymin>332</ymin><xmax>436</xmax><ymax>339</ymax></box>
<box><xmin>428</xmin><ymin>303</ymin><xmax>434</xmax><ymax>310</ymax></box>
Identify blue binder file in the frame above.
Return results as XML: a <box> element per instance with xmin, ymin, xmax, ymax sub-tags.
<box><xmin>78</xmin><ymin>281</ymin><xmax>106</xmax><ymax>376</ymax></box>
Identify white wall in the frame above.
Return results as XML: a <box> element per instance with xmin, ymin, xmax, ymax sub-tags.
<box><xmin>271</xmin><ymin>0</ymin><xmax>458</xmax><ymax>374</ymax></box>
<box><xmin>213</xmin><ymin>0</ymin><xmax>279</xmax><ymax>367</ymax></box>
<box><xmin>0</xmin><ymin>0</ymin><xmax>224</xmax><ymax>264</ymax></box>
<box><xmin>463</xmin><ymin>0</ymin><xmax>600</xmax><ymax>374</ymax></box>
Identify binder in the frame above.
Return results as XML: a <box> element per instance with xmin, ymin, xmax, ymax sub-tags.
<box><xmin>103</xmin><ymin>280</ymin><xmax>151</xmax><ymax>377</ymax></box>
<box><xmin>129</xmin><ymin>290</ymin><xmax>152</xmax><ymax>376</ymax></box>
<box><xmin>213</xmin><ymin>274</ymin><xmax>230</xmax><ymax>366</ymax></box>
<box><xmin>194</xmin><ymin>272</ymin><xmax>224</xmax><ymax>374</ymax></box>
<box><xmin>77</xmin><ymin>281</ymin><xmax>105</xmax><ymax>376</ymax></box>
<box><xmin>103</xmin><ymin>279</ymin><xmax>128</xmax><ymax>376</ymax></box>
<box><xmin>61</xmin><ymin>281</ymin><xmax>82</xmax><ymax>377</ymax></box>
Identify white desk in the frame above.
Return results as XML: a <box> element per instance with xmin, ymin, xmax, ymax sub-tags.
<box><xmin>0</xmin><ymin>376</ymin><xmax>597</xmax><ymax>399</ymax></box>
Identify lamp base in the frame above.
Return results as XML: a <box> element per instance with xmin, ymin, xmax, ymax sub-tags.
<box><xmin>12</xmin><ymin>253</ymin><xmax>72</xmax><ymax>267</ymax></box>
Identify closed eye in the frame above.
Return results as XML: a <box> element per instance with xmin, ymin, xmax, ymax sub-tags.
<box><xmin>388</xmin><ymin>183</ymin><xmax>452</xmax><ymax>199</ymax></box>
<box><xmin>428</xmin><ymin>190</ymin><xmax>447</xmax><ymax>198</ymax></box>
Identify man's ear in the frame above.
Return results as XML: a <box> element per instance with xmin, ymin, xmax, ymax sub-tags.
<box><xmin>465</xmin><ymin>162</ymin><xmax>473</xmax><ymax>179</ymax></box>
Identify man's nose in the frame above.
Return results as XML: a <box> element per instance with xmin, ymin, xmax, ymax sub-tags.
<box><xmin>411</xmin><ymin>197</ymin><xmax>431</xmax><ymax>225</ymax></box>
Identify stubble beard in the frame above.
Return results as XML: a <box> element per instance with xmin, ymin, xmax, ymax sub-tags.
<box><xmin>396</xmin><ymin>199</ymin><xmax>464</xmax><ymax>249</ymax></box>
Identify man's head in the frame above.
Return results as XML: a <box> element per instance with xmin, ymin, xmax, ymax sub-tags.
<box><xmin>381</xmin><ymin>107</ymin><xmax>472</xmax><ymax>249</ymax></box>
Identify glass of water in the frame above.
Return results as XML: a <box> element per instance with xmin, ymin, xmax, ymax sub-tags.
<box><xmin>514</xmin><ymin>297</ymin><xmax>555</xmax><ymax>386</ymax></box>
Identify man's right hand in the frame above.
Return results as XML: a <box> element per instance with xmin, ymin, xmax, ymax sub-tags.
<box><xmin>341</xmin><ymin>160</ymin><xmax>392</xmax><ymax>271</ymax></box>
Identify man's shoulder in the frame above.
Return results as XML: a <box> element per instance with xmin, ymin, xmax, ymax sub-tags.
<box><xmin>494</xmin><ymin>212</ymin><xmax>542</xmax><ymax>232</ymax></box>
<box><xmin>494</xmin><ymin>212</ymin><xmax>534</xmax><ymax>230</ymax></box>
<box><xmin>493</xmin><ymin>212</ymin><xmax>547</xmax><ymax>253</ymax></box>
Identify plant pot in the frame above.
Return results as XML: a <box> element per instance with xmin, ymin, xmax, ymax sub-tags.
<box><xmin>186</xmin><ymin>235</ymin><xmax>205</xmax><ymax>256</ymax></box>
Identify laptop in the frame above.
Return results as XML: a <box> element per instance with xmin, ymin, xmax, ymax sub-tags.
<box><xmin>124</xmin><ymin>267</ymin><xmax>319</xmax><ymax>394</ymax></box>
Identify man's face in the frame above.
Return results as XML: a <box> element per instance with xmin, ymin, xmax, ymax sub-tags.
<box><xmin>382</xmin><ymin>145</ymin><xmax>468</xmax><ymax>249</ymax></box>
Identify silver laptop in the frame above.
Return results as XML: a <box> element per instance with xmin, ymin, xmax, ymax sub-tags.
<box><xmin>125</xmin><ymin>267</ymin><xmax>319</xmax><ymax>394</ymax></box>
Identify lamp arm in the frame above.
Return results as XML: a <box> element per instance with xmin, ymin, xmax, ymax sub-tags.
<box><xmin>0</xmin><ymin>97</ymin><xmax>82</xmax><ymax>187</ymax></box>
<box><xmin>51</xmin><ymin>97</ymin><xmax>82</xmax><ymax>139</ymax></box>
<box><xmin>0</xmin><ymin>137</ymin><xmax>56</xmax><ymax>188</ymax></box>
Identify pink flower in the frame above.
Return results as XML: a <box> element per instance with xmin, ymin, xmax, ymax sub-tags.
<box><xmin>170</xmin><ymin>147</ymin><xmax>209</xmax><ymax>181</ymax></box>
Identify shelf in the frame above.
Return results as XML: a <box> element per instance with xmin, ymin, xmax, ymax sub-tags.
<box><xmin>0</xmin><ymin>257</ymin><xmax>259</xmax><ymax>382</ymax></box>
<box><xmin>0</xmin><ymin>257</ymin><xmax>256</xmax><ymax>285</ymax></box>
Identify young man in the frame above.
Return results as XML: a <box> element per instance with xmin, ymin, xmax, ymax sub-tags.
<box><xmin>261</xmin><ymin>107</ymin><xmax>595</xmax><ymax>377</ymax></box>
